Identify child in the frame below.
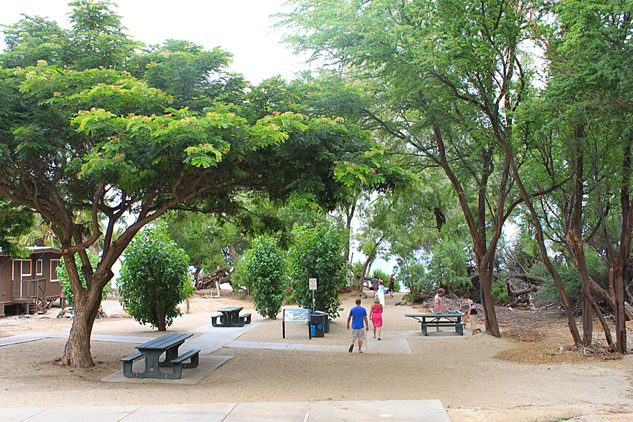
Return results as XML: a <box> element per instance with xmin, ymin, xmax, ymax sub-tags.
<box><xmin>346</xmin><ymin>298</ymin><xmax>369</xmax><ymax>353</ymax></box>
<box><xmin>434</xmin><ymin>288</ymin><xmax>444</xmax><ymax>332</ymax></box>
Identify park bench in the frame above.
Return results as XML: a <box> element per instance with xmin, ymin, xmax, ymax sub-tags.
<box><xmin>121</xmin><ymin>332</ymin><xmax>200</xmax><ymax>379</ymax></box>
<box><xmin>211</xmin><ymin>306</ymin><xmax>251</xmax><ymax>327</ymax></box>
<box><xmin>405</xmin><ymin>313</ymin><xmax>466</xmax><ymax>336</ymax></box>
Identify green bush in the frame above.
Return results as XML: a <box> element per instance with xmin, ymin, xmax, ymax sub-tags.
<box><xmin>243</xmin><ymin>236</ymin><xmax>286</xmax><ymax>318</ymax></box>
<box><xmin>289</xmin><ymin>222</ymin><xmax>345</xmax><ymax>319</ymax></box>
<box><xmin>57</xmin><ymin>251</ymin><xmax>110</xmax><ymax>306</ymax></box>
<box><xmin>118</xmin><ymin>224</ymin><xmax>193</xmax><ymax>331</ymax></box>
<box><xmin>491</xmin><ymin>274</ymin><xmax>509</xmax><ymax>304</ymax></box>
<box><xmin>230</xmin><ymin>258</ymin><xmax>251</xmax><ymax>293</ymax></box>
<box><xmin>426</xmin><ymin>239</ymin><xmax>469</xmax><ymax>291</ymax></box>
<box><xmin>395</xmin><ymin>257</ymin><xmax>427</xmax><ymax>301</ymax></box>
<box><xmin>372</xmin><ymin>269</ymin><xmax>389</xmax><ymax>284</ymax></box>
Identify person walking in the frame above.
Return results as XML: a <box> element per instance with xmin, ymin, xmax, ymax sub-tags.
<box><xmin>388</xmin><ymin>275</ymin><xmax>395</xmax><ymax>297</ymax></box>
<box><xmin>434</xmin><ymin>288</ymin><xmax>444</xmax><ymax>332</ymax></box>
<box><xmin>376</xmin><ymin>279</ymin><xmax>385</xmax><ymax>305</ymax></box>
<box><xmin>370</xmin><ymin>296</ymin><xmax>383</xmax><ymax>340</ymax></box>
<box><xmin>347</xmin><ymin>298</ymin><xmax>369</xmax><ymax>353</ymax></box>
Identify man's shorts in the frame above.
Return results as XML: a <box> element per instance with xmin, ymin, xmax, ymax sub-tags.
<box><xmin>350</xmin><ymin>328</ymin><xmax>366</xmax><ymax>341</ymax></box>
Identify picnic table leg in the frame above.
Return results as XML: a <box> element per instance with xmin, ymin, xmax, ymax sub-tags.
<box><xmin>142</xmin><ymin>351</ymin><xmax>169</xmax><ymax>379</ymax></box>
<box><xmin>122</xmin><ymin>360</ymin><xmax>138</xmax><ymax>378</ymax></box>
<box><xmin>167</xmin><ymin>364</ymin><xmax>183</xmax><ymax>380</ymax></box>
<box><xmin>161</xmin><ymin>346</ymin><xmax>180</xmax><ymax>367</ymax></box>
<box><xmin>422</xmin><ymin>324</ymin><xmax>428</xmax><ymax>336</ymax></box>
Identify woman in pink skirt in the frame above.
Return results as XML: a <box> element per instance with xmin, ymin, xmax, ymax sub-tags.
<box><xmin>370</xmin><ymin>296</ymin><xmax>383</xmax><ymax>340</ymax></box>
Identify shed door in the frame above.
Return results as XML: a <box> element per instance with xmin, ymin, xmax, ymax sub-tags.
<box><xmin>12</xmin><ymin>260</ymin><xmax>32</xmax><ymax>298</ymax></box>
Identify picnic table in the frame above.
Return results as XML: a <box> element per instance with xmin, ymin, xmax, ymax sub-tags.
<box><xmin>405</xmin><ymin>313</ymin><xmax>466</xmax><ymax>336</ymax></box>
<box><xmin>211</xmin><ymin>306</ymin><xmax>252</xmax><ymax>327</ymax></box>
<box><xmin>121</xmin><ymin>332</ymin><xmax>200</xmax><ymax>379</ymax></box>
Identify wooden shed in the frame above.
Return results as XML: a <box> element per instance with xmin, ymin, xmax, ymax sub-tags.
<box><xmin>0</xmin><ymin>247</ymin><xmax>63</xmax><ymax>316</ymax></box>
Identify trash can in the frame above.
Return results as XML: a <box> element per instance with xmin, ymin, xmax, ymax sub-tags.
<box><xmin>310</xmin><ymin>312</ymin><xmax>326</xmax><ymax>337</ymax></box>
<box><xmin>315</xmin><ymin>310</ymin><xmax>330</xmax><ymax>333</ymax></box>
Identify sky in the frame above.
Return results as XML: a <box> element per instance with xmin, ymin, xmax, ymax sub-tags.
<box><xmin>0</xmin><ymin>0</ymin><xmax>309</xmax><ymax>84</ymax></box>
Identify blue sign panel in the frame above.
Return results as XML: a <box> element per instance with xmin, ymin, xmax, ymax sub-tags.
<box><xmin>283</xmin><ymin>309</ymin><xmax>310</xmax><ymax>322</ymax></box>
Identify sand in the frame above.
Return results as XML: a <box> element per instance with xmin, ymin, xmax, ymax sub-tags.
<box><xmin>0</xmin><ymin>292</ymin><xmax>632</xmax><ymax>422</ymax></box>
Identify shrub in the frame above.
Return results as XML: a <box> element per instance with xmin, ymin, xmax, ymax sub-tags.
<box><xmin>57</xmin><ymin>251</ymin><xmax>110</xmax><ymax>306</ymax></box>
<box><xmin>426</xmin><ymin>239</ymin><xmax>469</xmax><ymax>291</ymax></box>
<box><xmin>289</xmin><ymin>222</ymin><xmax>345</xmax><ymax>319</ymax></box>
<box><xmin>118</xmin><ymin>224</ymin><xmax>193</xmax><ymax>331</ymax></box>
<box><xmin>395</xmin><ymin>258</ymin><xmax>427</xmax><ymax>302</ymax></box>
<box><xmin>372</xmin><ymin>269</ymin><xmax>389</xmax><ymax>284</ymax></box>
<box><xmin>491</xmin><ymin>275</ymin><xmax>509</xmax><ymax>304</ymax></box>
<box><xmin>243</xmin><ymin>236</ymin><xmax>286</xmax><ymax>318</ymax></box>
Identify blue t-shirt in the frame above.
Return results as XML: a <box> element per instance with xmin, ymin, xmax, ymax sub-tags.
<box><xmin>349</xmin><ymin>306</ymin><xmax>367</xmax><ymax>329</ymax></box>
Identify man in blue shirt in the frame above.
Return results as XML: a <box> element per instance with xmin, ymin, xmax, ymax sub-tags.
<box><xmin>346</xmin><ymin>298</ymin><xmax>369</xmax><ymax>353</ymax></box>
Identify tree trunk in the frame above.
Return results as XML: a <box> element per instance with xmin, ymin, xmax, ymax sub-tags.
<box><xmin>478</xmin><ymin>263</ymin><xmax>500</xmax><ymax>336</ymax></box>
<box><xmin>495</xmin><ymin>137</ymin><xmax>583</xmax><ymax>346</ymax></box>
<box><xmin>61</xmin><ymin>273</ymin><xmax>106</xmax><ymax>367</ymax></box>
<box><xmin>344</xmin><ymin>193</ymin><xmax>358</xmax><ymax>267</ymax></box>
<box><xmin>613</xmin><ymin>144</ymin><xmax>632</xmax><ymax>353</ymax></box>
<box><xmin>568</xmin><ymin>146</ymin><xmax>593</xmax><ymax>346</ymax></box>
<box><xmin>428</xmin><ymin>119</ymin><xmax>504</xmax><ymax>337</ymax></box>
<box><xmin>155</xmin><ymin>295</ymin><xmax>167</xmax><ymax>331</ymax></box>
<box><xmin>229</xmin><ymin>244</ymin><xmax>239</xmax><ymax>274</ymax></box>
<box><xmin>62</xmin><ymin>298</ymin><xmax>98</xmax><ymax>367</ymax></box>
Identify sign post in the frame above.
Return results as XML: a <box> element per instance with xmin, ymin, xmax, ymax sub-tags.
<box><xmin>309</xmin><ymin>278</ymin><xmax>317</xmax><ymax>313</ymax></box>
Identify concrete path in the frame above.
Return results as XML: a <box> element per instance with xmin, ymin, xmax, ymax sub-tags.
<box><xmin>3</xmin><ymin>400</ymin><xmax>452</xmax><ymax>422</ymax></box>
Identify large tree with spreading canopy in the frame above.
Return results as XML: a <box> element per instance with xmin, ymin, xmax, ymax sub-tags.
<box><xmin>0</xmin><ymin>0</ymin><xmax>402</xmax><ymax>367</ymax></box>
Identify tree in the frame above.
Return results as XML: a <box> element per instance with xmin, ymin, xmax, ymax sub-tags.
<box><xmin>162</xmin><ymin>211</ymin><xmax>247</xmax><ymax>284</ymax></box>
<box><xmin>289</xmin><ymin>221</ymin><xmax>346</xmax><ymax>318</ymax></box>
<box><xmin>243</xmin><ymin>236</ymin><xmax>286</xmax><ymax>318</ymax></box>
<box><xmin>118</xmin><ymin>224</ymin><xmax>192</xmax><ymax>331</ymax></box>
<box><xmin>278</xmin><ymin>0</ymin><xmax>541</xmax><ymax>336</ymax></box>
<box><xmin>536</xmin><ymin>0</ymin><xmax>633</xmax><ymax>353</ymax></box>
<box><xmin>0</xmin><ymin>1</ymin><xmax>397</xmax><ymax>367</ymax></box>
<box><xmin>57</xmin><ymin>251</ymin><xmax>109</xmax><ymax>306</ymax></box>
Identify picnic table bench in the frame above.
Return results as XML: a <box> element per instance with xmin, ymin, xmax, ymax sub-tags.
<box><xmin>405</xmin><ymin>313</ymin><xmax>466</xmax><ymax>336</ymax></box>
<box><xmin>121</xmin><ymin>332</ymin><xmax>200</xmax><ymax>379</ymax></box>
<box><xmin>211</xmin><ymin>306</ymin><xmax>251</xmax><ymax>327</ymax></box>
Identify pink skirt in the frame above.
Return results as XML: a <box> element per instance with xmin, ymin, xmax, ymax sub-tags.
<box><xmin>372</xmin><ymin>312</ymin><xmax>382</xmax><ymax>327</ymax></box>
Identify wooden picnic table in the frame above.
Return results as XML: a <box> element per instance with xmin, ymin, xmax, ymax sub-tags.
<box><xmin>405</xmin><ymin>313</ymin><xmax>466</xmax><ymax>336</ymax></box>
<box><xmin>211</xmin><ymin>306</ymin><xmax>252</xmax><ymax>327</ymax></box>
<box><xmin>121</xmin><ymin>332</ymin><xmax>200</xmax><ymax>379</ymax></box>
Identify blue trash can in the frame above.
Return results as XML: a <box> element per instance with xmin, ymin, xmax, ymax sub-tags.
<box><xmin>310</xmin><ymin>312</ymin><xmax>326</xmax><ymax>337</ymax></box>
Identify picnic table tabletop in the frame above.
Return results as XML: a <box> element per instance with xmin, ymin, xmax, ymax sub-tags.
<box><xmin>136</xmin><ymin>332</ymin><xmax>193</xmax><ymax>351</ymax></box>
<box><xmin>405</xmin><ymin>313</ymin><xmax>463</xmax><ymax>319</ymax></box>
<box><xmin>218</xmin><ymin>306</ymin><xmax>243</xmax><ymax>312</ymax></box>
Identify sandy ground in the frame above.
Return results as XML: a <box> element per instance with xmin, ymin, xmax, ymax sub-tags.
<box><xmin>0</xmin><ymin>291</ymin><xmax>632</xmax><ymax>422</ymax></box>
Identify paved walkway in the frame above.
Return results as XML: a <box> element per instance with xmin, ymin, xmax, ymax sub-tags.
<box><xmin>0</xmin><ymin>311</ymin><xmax>457</xmax><ymax>421</ymax></box>
<box><xmin>4</xmin><ymin>400</ymin><xmax>452</xmax><ymax>422</ymax></box>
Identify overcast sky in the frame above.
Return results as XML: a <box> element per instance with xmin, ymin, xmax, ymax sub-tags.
<box><xmin>0</xmin><ymin>0</ymin><xmax>309</xmax><ymax>84</ymax></box>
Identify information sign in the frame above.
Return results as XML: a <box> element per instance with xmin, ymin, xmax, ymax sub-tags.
<box><xmin>309</xmin><ymin>278</ymin><xmax>317</xmax><ymax>290</ymax></box>
<box><xmin>282</xmin><ymin>308</ymin><xmax>313</xmax><ymax>339</ymax></box>
<box><xmin>283</xmin><ymin>309</ymin><xmax>310</xmax><ymax>322</ymax></box>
